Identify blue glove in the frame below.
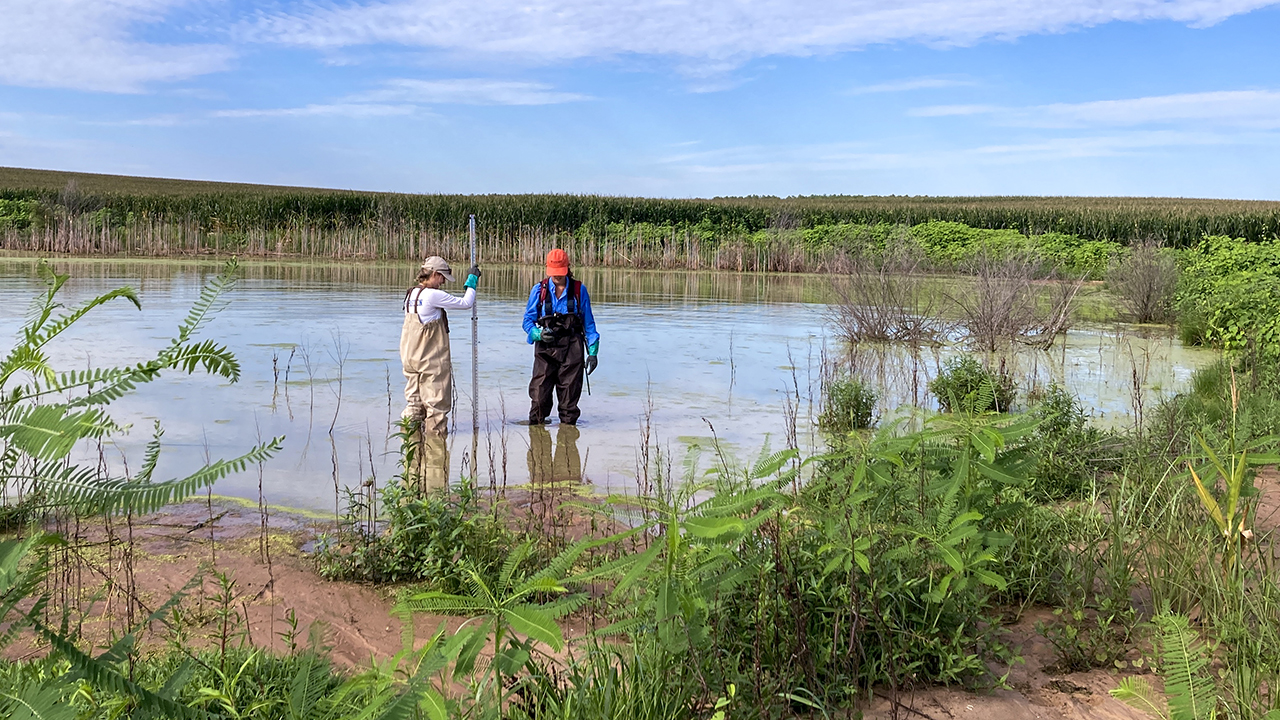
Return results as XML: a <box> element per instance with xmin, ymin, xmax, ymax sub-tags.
<box><xmin>528</xmin><ymin>327</ymin><xmax>543</xmax><ymax>343</ymax></box>
<box><xmin>464</xmin><ymin>274</ymin><xmax>478</xmax><ymax>289</ymax></box>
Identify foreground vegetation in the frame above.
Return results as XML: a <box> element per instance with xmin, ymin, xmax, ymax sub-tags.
<box><xmin>2</xmin><ymin>251</ymin><xmax>1280</xmax><ymax>719</ymax></box>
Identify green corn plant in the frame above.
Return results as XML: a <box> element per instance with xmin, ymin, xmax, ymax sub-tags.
<box><xmin>1183</xmin><ymin>372</ymin><xmax>1280</xmax><ymax>584</ymax></box>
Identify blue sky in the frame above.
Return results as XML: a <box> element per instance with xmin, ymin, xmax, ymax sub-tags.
<box><xmin>3</xmin><ymin>0</ymin><xmax>1279</xmax><ymax>198</ymax></box>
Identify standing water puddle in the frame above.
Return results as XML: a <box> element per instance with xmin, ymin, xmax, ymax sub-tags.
<box><xmin>0</xmin><ymin>257</ymin><xmax>1218</xmax><ymax>512</ymax></box>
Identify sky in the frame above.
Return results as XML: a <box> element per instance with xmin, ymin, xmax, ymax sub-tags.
<box><xmin>2</xmin><ymin>0</ymin><xmax>1279</xmax><ymax>199</ymax></box>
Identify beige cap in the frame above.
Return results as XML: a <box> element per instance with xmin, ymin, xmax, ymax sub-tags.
<box><xmin>420</xmin><ymin>256</ymin><xmax>455</xmax><ymax>282</ymax></box>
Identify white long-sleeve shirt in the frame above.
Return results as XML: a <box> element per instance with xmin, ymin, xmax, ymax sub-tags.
<box><xmin>404</xmin><ymin>286</ymin><xmax>476</xmax><ymax>324</ymax></box>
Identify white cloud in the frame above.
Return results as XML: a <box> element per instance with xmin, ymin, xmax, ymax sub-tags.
<box><xmin>848</xmin><ymin>77</ymin><xmax>975</xmax><ymax>94</ymax></box>
<box><xmin>213</xmin><ymin>104</ymin><xmax>417</xmax><ymax>119</ymax></box>
<box><xmin>244</xmin><ymin>0</ymin><xmax>1277</xmax><ymax>71</ymax></box>
<box><xmin>356</xmin><ymin>79</ymin><xmax>591</xmax><ymax>105</ymax></box>
<box><xmin>1</xmin><ymin>0</ymin><xmax>233</xmax><ymax>92</ymax></box>
<box><xmin>913</xmin><ymin>89</ymin><xmax>1280</xmax><ymax>128</ymax></box>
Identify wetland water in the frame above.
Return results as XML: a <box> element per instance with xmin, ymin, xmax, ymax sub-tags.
<box><xmin>1</xmin><ymin>257</ymin><xmax>1218</xmax><ymax>512</ymax></box>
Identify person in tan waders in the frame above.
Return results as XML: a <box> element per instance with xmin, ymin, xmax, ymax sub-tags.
<box><xmin>400</xmin><ymin>256</ymin><xmax>481</xmax><ymax>435</ymax></box>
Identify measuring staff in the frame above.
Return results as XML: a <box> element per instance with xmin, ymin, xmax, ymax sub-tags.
<box><xmin>400</xmin><ymin>256</ymin><xmax>481</xmax><ymax>435</ymax></box>
<box><xmin>522</xmin><ymin>249</ymin><xmax>599</xmax><ymax>425</ymax></box>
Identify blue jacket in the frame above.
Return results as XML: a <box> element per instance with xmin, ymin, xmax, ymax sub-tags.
<box><xmin>522</xmin><ymin>280</ymin><xmax>600</xmax><ymax>349</ymax></box>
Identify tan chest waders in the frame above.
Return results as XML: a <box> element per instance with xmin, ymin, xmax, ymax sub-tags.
<box><xmin>399</xmin><ymin>289</ymin><xmax>453</xmax><ymax>436</ymax></box>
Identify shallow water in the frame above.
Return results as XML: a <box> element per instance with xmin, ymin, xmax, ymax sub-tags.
<box><xmin>0</xmin><ymin>257</ymin><xmax>1217</xmax><ymax>512</ymax></box>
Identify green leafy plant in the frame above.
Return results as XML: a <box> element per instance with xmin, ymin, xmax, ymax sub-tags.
<box><xmin>819</xmin><ymin>375</ymin><xmax>878</xmax><ymax>436</ymax></box>
<box><xmin>930</xmin><ymin>355</ymin><xmax>1017</xmax><ymax>413</ymax></box>
<box><xmin>1112</xmin><ymin>614</ymin><xmax>1219</xmax><ymax>720</ymax></box>
<box><xmin>1</xmin><ymin>259</ymin><xmax>282</xmax><ymax>517</ymax></box>
<box><xmin>397</xmin><ymin>537</ymin><xmax>604</xmax><ymax>708</ymax></box>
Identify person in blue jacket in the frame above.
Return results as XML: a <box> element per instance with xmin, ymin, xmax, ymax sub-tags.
<box><xmin>522</xmin><ymin>249</ymin><xmax>599</xmax><ymax>425</ymax></box>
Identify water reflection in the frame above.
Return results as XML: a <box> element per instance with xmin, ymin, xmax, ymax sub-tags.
<box><xmin>838</xmin><ymin>323</ymin><xmax>1213</xmax><ymax>427</ymax></box>
<box><xmin>0</xmin><ymin>256</ymin><xmax>838</xmax><ymax>306</ymax></box>
<box><xmin>406</xmin><ymin>431</ymin><xmax>450</xmax><ymax>493</ymax></box>
<box><xmin>526</xmin><ymin>424</ymin><xmax>584</xmax><ymax>485</ymax></box>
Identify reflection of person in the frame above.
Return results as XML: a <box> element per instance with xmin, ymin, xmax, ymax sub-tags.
<box><xmin>399</xmin><ymin>256</ymin><xmax>480</xmax><ymax>435</ymax></box>
<box><xmin>527</xmin><ymin>423</ymin><xmax>583</xmax><ymax>484</ymax></box>
<box><xmin>408</xmin><ymin>432</ymin><xmax>450</xmax><ymax>493</ymax></box>
<box><xmin>522</xmin><ymin>249</ymin><xmax>599</xmax><ymax>425</ymax></box>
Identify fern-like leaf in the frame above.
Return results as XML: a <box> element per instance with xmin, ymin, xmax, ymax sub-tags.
<box><xmin>1156</xmin><ymin>614</ymin><xmax>1217</xmax><ymax>720</ymax></box>
<box><xmin>1110</xmin><ymin>677</ymin><xmax>1168</xmax><ymax>719</ymax></box>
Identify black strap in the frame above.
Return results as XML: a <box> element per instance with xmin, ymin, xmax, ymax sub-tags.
<box><xmin>538</xmin><ymin>276</ymin><xmax>580</xmax><ymax>318</ymax></box>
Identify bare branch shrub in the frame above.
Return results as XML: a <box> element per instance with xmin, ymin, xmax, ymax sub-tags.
<box><xmin>1108</xmin><ymin>237</ymin><xmax>1179</xmax><ymax>323</ymax></box>
<box><xmin>1022</xmin><ymin>272</ymin><xmax>1087</xmax><ymax>349</ymax></box>
<box><xmin>828</xmin><ymin>231</ymin><xmax>954</xmax><ymax>345</ymax></box>
<box><xmin>953</xmin><ymin>249</ymin><xmax>1085</xmax><ymax>350</ymax></box>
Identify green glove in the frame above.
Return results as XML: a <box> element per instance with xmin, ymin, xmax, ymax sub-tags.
<box><xmin>587</xmin><ymin>342</ymin><xmax>599</xmax><ymax>356</ymax></box>
<box><xmin>585</xmin><ymin>355</ymin><xmax>598</xmax><ymax>375</ymax></box>
<box><xmin>529</xmin><ymin>327</ymin><xmax>543</xmax><ymax>343</ymax></box>
<box><xmin>464</xmin><ymin>274</ymin><xmax>479</xmax><ymax>289</ymax></box>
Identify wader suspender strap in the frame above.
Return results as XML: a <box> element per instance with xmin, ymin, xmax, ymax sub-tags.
<box><xmin>403</xmin><ymin>287</ymin><xmax>449</xmax><ymax>333</ymax></box>
<box><xmin>404</xmin><ymin>286</ymin><xmax>421</xmax><ymax>314</ymax></box>
<box><xmin>538</xmin><ymin>278</ymin><xmax>580</xmax><ymax>319</ymax></box>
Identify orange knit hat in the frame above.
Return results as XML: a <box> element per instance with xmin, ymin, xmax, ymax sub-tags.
<box><xmin>545</xmin><ymin>248</ymin><xmax>570</xmax><ymax>275</ymax></box>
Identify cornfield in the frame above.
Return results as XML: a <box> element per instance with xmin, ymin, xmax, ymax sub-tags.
<box><xmin>3</xmin><ymin>166</ymin><xmax>1279</xmax><ymax>267</ymax></box>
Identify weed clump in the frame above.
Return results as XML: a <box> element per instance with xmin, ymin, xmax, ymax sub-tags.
<box><xmin>1026</xmin><ymin>385</ymin><xmax>1113</xmax><ymax>500</ymax></box>
<box><xmin>314</xmin><ymin>477</ymin><xmax>519</xmax><ymax>591</ymax></box>
<box><xmin>819</xmin><ymin>374</ymin><xmax>878</xmax><ymax>435</ymax></box>
<box><xmin>930</xmin><ymin>355</ymin><xmax>1016</xmax><ymax>413</ymax></box>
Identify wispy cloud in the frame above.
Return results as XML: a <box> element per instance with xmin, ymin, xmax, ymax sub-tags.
<box><xmin>657</xmin><ymin>129</ymin><xmax>1258</xmax><ymax>178</ymax></box>
<box><xmin>910</xmin><ymin>104</ymin><xmax>1001</xmax><ymax>117</ymax></box>
<box><xmin>212</xmin><ymin>78</ymin><xmax>586</xmax><ymax>120</ymax></box>
<box><xmin>912</xmin><ymin>89</ymin><xmax>1280</xmax><ymax>128</ymax></box>
<box><xmin>244</xmin><ymin>0</ymin><xmax>1278</xmax><ymax>73</ymax></box>
<box><xmin>848</xmin><ymin>76</ymin><xmax>975</xmax><ymax>95</ymax></box>
<box><xmin>356</xmin><ymin>79</ymin><xmax>591</xmax><ymax>105</ymax></box>
<box><xmin>213</xmin><ymin>104</ymin><xmax>417</xmax><ymax>119</ymax></box>
<box><xmin>1</xmin><ymin>0</ymin><xmax>232</xmax><ymax>92</ymax></box>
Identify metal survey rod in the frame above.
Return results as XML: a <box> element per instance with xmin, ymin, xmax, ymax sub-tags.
<box><xmin>469</xmin><ymin>215</ymin><xmax>479</xmax><ymax>478</ymax></box>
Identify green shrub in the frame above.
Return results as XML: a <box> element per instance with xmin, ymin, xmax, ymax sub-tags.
<box><xmin>1032</xmin><ymin>232</ymin><xmax>1121</xmax><ymax>279</ymax></box>
<box><xmin>1176</xmin><ymin>236</ymin><xmax>1280</xmax><ymax>358</ymax></box>
<box><xmin>911</xmin><ymin>221</ymin><xmax>1030</xmax><ymax>269</ymax></box>
<box><xmin>930</xmin><ymin>355</ymin><xmax>1017</xmax><ymax>412</ymax></box>
<box><xmin>315</xmin><ymin>477</ymin><xmax>518</xmax><ymax>590</ymax></box>
<box><xmin>1026</xmin><ymin>385</ymin><xmax>1111</xmax><ymax>500</ymax></box>
<box><xmin>0</xmin><ymin>198</ymin><xmax>40</xmax><ymax>230</ymax></box>
<box><xmin>819</xmin><ymin>375</ymin><xmax>878</xmax><ymax>435</ymax></box>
